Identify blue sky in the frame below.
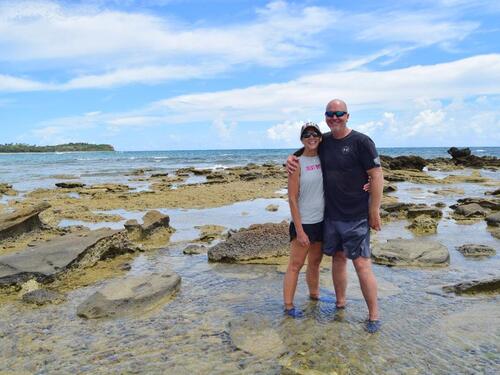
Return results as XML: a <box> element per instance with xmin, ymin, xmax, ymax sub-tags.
<box><xmin>0</xmin><ymin>0</ymin><xmax>499</xmax><ymax>150</ymax></box>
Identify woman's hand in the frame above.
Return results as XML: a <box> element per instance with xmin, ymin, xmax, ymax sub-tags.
<box><xmin>363</xmin><ymin>176</ymin><xmax>372</xmax><ymax>192</ymax></box>
<box><xmin>297</xmin><ymin>230</ymin><xmax>310</xmax><ymax>247</ymax></box>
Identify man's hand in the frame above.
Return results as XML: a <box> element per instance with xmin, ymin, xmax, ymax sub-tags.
<box><xmin>286</xmin><ymin>155</ymin><xmax>300</xmax><ymax>175</ymax></box>
<box><xmin>296</xmin><ymin>230</ymin><xmax>310</xmax><ymax>247</ymax></box>
<box><xmin>369</xmin><ymin>208</ymin><xmax>382</xmax><ymax>231</ymax></box>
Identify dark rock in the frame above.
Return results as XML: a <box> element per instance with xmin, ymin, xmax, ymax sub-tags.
<box><xmin>456</xmin><ymin>244</ymin><xmax>496</xmax><ymax>257</ymax></box>
<box><xmin>407</xmin><ymin>207</ymin><xmax>442</xmax><ymax>219</ymax></box>
<box><xmin>55</xmin><ymin>182</ymin><xmax>85</xmax><ymax>189</ymax></box>
<box><xmin>447</xmin><ymin>147</ymin><xmax>471</xmax><ymax>158</ymax></box>
<box><xmin>77</xmin><ymin>271</ymin><xmax>181</xmax><ymax>318</ymax></box>
<box><xmin>434</xmin><ymin>202</ymin><xmax>446</xmax><ymax>208</ymax></box>
<box><xmin>381</xmin><ymin>155</ymin><xmax>427</xmax><ymax>171</ymax></box>
<box><xmin>485</xmin><ymin>212</ymin><xmax>500</xmax><ymax>227</ymax></box>
<box><xmin>183</xmin><ymin>244</ymin><xmax>206</xmax><ymax>255</ymax></box>
<box><xmin>125</xmin><ymin>210</ymin><xmax>170</xmax><ymax>239</ymax></box>
<box><xmin>208</xmin><ymin>222</ymin><xmax>289</xmax><ymax>262</ymax></box>
<box><xmin>265</xmin><ymin>204</ymin><xmax>279</xmax><ymax>212</ymax></box>
<box><xmin>22</xmin><ymin>289</ymin><xmax>66</xmax><ymax>305</ymax></box>
<box><xmin>0</xmin><ymin>229</ymin><xmax>135</xmax><ymax>287</ymax></box>
<box><xmin>0</xmin><ymin>202</ymin><xmax>50</xmax><ymax>241</ymax></box>
<box><xmin>454</xmin><ymin>197</ymin><xmax>500</xmax><ymax>211</ymax></box>
<box><xmin>151</xmin><ymin>172</ymin><xmax>169</xmax><ymax>178</ymax></box>
<box><xmin>372</xmin><ymin>238</ymin><xmax>449</xmax><ymax>267</ymax></box>
<box><xmin>485</xmin><ymin>188</ymin><xmax>500</xmax><ymax>196</ymax></box>
<box><xmin>443</xmin><ymin>277</ymin><xmax>500</xmax><ymax>295</ymax></box>
<box><xmin>383</xmin><ymin>184</ymin><xmax>397</xmax><ymax>193</ymax></box>
<box><xmin>454</xmin><ymin>203</ymin><xmax>490</xmax><ymax>217</ymax></box>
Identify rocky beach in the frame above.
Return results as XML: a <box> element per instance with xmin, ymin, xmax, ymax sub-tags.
<box><xmin>0</xmin><ymin>147</ymin><xmax>499</xmax><ymax>374</ymax></box>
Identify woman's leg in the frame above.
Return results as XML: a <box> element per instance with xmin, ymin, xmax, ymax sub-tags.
<box><xmin>306</xmin><ymin>242</ymin><xmax>323</xmax><ymax>299</ymax></box>
<box><xmin>283</xmin><ymin>239</ymin><xmax>308</xmax><ymax>309</ymax></box>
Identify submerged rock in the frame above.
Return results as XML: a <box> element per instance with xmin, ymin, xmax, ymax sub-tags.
<box><xmin>208</xmin><ymin>222</ymin><xmax>289</xmax><ymax>263</ymax></box>
<box><xmin>372</xmin><ymin>238</ymin><xmax>449</xmax><ymax>267</ymax></box>
<box><xmin>456</xmin><ymin>244</ymin><xmax>496</xmax><ymax>257</ymax></box>
<box><xmin>183</xmin><ymin>244</ymin><xmax>206</xmax><ymax>255</ymax></box>
<box><xmin>0</xmin><ymin>202</ymin><xmax>50</xmax><ymax>241</ymax></box>
<box><xmin>77</xmin><ymin>271</ymin><xmax>181</xmax><ymax>318</ymax></box>
<box><xmin>443</xmin><ymin>277</ymin><xmax>500</xmax><ymax>295</ymax></box>
<box><xmin>228</xmin><ymin>314</ymin><xmax>286</xmax><ymax>359</ymax></box>
<box><xmin>0</xmin><ymin>229</ymin><xmax>135</xmax><ymax>288</ymax></box>
<box><xmin>265</xmin><ymin>204</ymin><xmax>279</xmax><ymax>212</ymax></box>
<box><xmin>22</xmin><ymin>289</ymin><xmax>66</xmax><ymax>305</ymax></box>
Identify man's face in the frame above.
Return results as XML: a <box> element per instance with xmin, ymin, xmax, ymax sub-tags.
<box><xmin>325</xmin><ymin>101</ymin><xmax>349</xmax><ymax>134</ymax></box>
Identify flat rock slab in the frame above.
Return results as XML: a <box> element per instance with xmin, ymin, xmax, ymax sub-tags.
<box><xmin>372</xmin><ymin>238</ymin><xmax>449</xmax><ymax>267</ymax></box>
<box><xmin>457</xmin><ymin>244</ymin><xmax>496</xmax><ymax>257</ymax></box>
<box><xmin>77</xmin><ymin>271</ymin><xmax>181</xmax><ymax>318</ymax></box>
<box><xmin>442</xmin><ymin>277</ymin><xmax>500</xmax><ymax>295</ymax></box>
<box><xmin>208</xmin><ymin>222</ymin><xmax>289</xmax><ymax>263</ymax></box>
<box><xmin>0</xmin><ymin>202</ymin><xmax>50</xmax><ymax>240</ymax></box>
<box><xmin>0</xmin><ymin>229</ymin><xmax>132</xmax><ymax>287</ymax></box>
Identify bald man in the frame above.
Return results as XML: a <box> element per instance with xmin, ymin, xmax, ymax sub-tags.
<box><xmin>287</xmin><ymin>99</ymin><xmax>384</xmax><ymax>333</ymax></box>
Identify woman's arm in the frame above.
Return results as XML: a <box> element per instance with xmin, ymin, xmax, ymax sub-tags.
<box><xmin>288</xmin><ymin>167</ymin><xmax>310</xmax><ymax>247</ymax></box>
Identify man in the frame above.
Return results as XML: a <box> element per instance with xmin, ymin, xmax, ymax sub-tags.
<box><xmin>287</xmin><ymin>99</ymin><xmax>383</xmax><ymax>333</ymax></box>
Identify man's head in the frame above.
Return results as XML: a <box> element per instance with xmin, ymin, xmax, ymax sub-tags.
<box><xmin>325</xmin><ymin>99</ymin><xmax>349</xmax><ymax>136</ymax></box>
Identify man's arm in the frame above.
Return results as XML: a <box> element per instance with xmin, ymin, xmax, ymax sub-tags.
<box><xmin>286</xmin><ymin>147</ymin><xmax>304</xmax><ymax>174</ymax></box>
<box><xmin>366</xmin><ymin>167</ymin><xmax>383</xmax><ymax>231</ymax></box>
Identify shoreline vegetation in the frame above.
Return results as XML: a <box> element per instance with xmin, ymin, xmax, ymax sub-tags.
<box><xmin>0</xmin><ymin>142</ymin><xmax>114</xmax><ymax>153</ymax></box>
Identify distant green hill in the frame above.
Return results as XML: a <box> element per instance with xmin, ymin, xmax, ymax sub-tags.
<box><xmin>0</xmin><ymin>142</ymin><xmax>115</xmax><ymax>153</ymax></box>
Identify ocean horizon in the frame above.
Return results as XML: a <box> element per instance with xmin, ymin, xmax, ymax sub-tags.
<box><xmin>1</xmin><ymin>146</ymin><xmax>499</xmax><ymax>193</ymax></box>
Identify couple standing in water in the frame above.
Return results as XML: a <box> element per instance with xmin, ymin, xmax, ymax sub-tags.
<box><xmin>283</xmin><ymin>98</ymin><xmax>384</xmax><ymax>333</ymax></box>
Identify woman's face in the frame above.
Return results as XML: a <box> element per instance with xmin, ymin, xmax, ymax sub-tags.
<box><xmin>301</xmin><ymin>127</ymin><xmax>322</xmax><ymax>151</ymax></box>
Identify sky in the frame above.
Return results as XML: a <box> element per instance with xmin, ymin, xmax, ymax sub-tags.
<box><xmin>0</xmin><ymin>0</ymin><xmax>499</xmax><ymax>151</ymax></box>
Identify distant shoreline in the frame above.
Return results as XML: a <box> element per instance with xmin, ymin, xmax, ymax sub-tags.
<box><xmin>0</xmin><ymin>143</ymin><xmax>114</xmax><ymax>153</ymax></box>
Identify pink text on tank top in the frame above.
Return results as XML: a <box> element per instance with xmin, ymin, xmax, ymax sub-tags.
<box><xmin>305</xmin><ymin>164</ymin><xmax>321</xmax><ymax>171</ymax></box>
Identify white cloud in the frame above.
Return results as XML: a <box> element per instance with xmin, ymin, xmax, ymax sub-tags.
<box><xmin>212</xmin><ymin>117</ymin><xmax>237</xmax><ymax>141</ymax></box>
<box><xmin>0</xmin><ymin>0</ymin><xmax>486</xmax><ymax>91</ymax></box>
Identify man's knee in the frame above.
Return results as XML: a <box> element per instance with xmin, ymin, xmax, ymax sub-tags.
<box><xmin>353</xmin><ymin>256</ymin><xmax>372</xmax><ymax>273</ymax></box>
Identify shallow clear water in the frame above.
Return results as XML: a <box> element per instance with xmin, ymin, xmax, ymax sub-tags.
<box><xmin>1</xmin><ymin>155</ymin><xmax>499</xmax><ymax>373</ymax></box>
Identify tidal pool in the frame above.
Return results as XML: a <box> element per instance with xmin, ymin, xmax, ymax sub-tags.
<box><xmin>1</xmin><ymin>185</ymin><xmax>499</xmax><ymax>374</ymax></box>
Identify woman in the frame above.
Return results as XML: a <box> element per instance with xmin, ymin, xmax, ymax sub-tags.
<box><xmin>283</xmin><ymin>122</ymin><xmax>325</xmax><ymax>317</ymax></box>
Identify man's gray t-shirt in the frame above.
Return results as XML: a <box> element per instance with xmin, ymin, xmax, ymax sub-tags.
<box><xmin>297</xmin><ymin>155</ymin><xmax>325</xmax><ymax>224</ymax></box>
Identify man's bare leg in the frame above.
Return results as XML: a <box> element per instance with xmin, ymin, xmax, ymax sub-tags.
<box><xmin>331</xmin><ymin>251</ymin><xmax>348</xmax><ymax>308</ymax></box>
<box><xmin>306</xmin><ymin>242</ymin><xmax>322</xmax><ymax>299</ymax></box>
<box><xmin>352</xmin><ymin>256</ymin><xmax>379</xmax><ymax>320</ymax></box>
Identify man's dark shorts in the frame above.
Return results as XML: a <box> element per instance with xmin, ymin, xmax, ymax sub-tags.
<box><xmin>322</xmin><ymin>218</ymin><xmax>370</xmax><ymax>259</ymax></box>
<box><xmin>289</xmin><ymin>221</ymin><xmax>323</xmax><ymax>243</ymax></box>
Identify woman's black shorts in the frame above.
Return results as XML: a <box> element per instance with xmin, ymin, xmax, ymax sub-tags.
<box><xmin>289</xmin><ymin>221</ymin><xmax>323</xmax><ymax>243</ymax></box>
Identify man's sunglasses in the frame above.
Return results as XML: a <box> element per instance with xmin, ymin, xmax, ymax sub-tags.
<box><xmin>325</xmin><ymin>111</ymin><xmax>347</xmax><ymax>118</ymax></box>
<box><xmin>302</xmin><ymin>131</ymin><xmax>321</xmax><ymax>139</ymax></box>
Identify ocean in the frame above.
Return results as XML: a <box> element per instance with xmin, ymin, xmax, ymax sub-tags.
<box><xmin>0</xmin><ymin>147</ymin><xmax>499</xmax><ymax>192</ymax></box>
